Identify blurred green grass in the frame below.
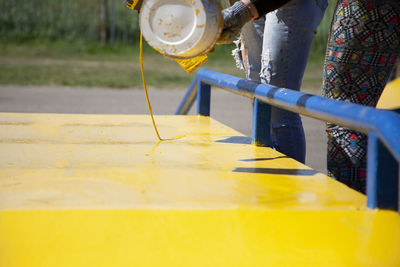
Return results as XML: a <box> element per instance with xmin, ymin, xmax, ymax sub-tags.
<box><xmin>0</xmin><ymin>0</ymin><xmax>335</xmax><ymax>90</ymax></box>
<box><xmin>0</xmin><ymin>42</ymin><xmax>244</xmax><ymax>88</ymax></box>
<box><xmin>0</xmin><ymin>41</ymin><xmax>325</xmax><ymax>90</ymax></box>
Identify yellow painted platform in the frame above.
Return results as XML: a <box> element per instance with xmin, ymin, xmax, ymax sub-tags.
<box><xmin>0</xmin><ymin>113</ymin><xmax>399</xmax><ymax>266</ymax></box>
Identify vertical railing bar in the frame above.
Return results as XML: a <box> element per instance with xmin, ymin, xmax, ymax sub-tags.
<box><xmin>367</xmin><ymin>132</ymin><xmax>399</xmax><ymax>210</ymax></box>
<box><xmin>251</xmin><ymin>98</ymin><xmax>272</xmax><ymax>147</ymax></box>
<box><xmin>197</xmin><ymin>81</ymin><xmax>211</xmax><ymax>116</ymax></box>
<box><xmin>367</xmin><ymin>132</ymin><xmax>380</xmax><ymax>209</ymax></box>
<box><xmin>175</xmin><ymin>78</ymin><xmax>198</xmax><ymax>115</ymax></box>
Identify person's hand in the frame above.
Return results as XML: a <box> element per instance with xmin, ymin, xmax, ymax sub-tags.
<box><xmin>216</xmin><ymin>1</ymin><xmax>252</xmax><ymax>44</ymax></box>
<box><xmin>125</xmin><ymin>0</ymin><xmax>144</xmax><ymax>12</ymax></box>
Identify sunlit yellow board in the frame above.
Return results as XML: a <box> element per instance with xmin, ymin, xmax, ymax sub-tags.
<box><xmin>377</xmin><ymin>77</ymin><xmax>400</xmax><ymax>109</ymax></box>
<box><xmin>0</xmin><ymin>113</ymin><xmax>399</xmax><ymax>266</ymax></box>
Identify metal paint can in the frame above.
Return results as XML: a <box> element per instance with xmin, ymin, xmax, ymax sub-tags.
<box><xmin>140</xmin><ymin>0</ymin><xmax>222</xmax><ymax>59</ymax></box>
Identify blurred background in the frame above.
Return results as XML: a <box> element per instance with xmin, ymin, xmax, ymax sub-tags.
<box><xmin>0</xmin><ymin>0</ymin><xmax>336</xmax><ymax>89</ymax></box>
<box><xmin>0</xmin><ymin>0</ymin><xmax>340</xmax><ymax>172</ymax></box>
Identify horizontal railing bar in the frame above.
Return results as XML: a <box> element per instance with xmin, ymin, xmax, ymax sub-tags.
<box><xmin>196</xmin><ymin>69</ymin><xmax>256</xmax><ymax>99</ymax></box>
<box><xmin>194</xmin><ymin>69</ymin><xmax>400</xmax><ymax>162</ymax></box>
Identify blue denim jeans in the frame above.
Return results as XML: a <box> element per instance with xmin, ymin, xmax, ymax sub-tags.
<box><xmin>234</xmin><ymin>0</ymin><xmax>327</xmax><ymax>163</ymax></box>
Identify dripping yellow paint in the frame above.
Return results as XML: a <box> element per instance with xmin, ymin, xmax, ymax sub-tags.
<box><xmin>140</xmin><ymin>32</ymin><xmax>162</xmax><ymax>141</ymax></box>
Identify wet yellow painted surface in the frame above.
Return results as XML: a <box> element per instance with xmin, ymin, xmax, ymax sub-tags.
<box><xmin>0</xmin><ymin>113</ymin><xmax>399</xmax><ymax>266</ymax></box>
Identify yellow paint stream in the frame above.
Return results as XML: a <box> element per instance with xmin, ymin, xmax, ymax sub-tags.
<box><xmin>139</xmin><ymin>33</ymin><xmax>185</xmax><ymax>142</ymax></box>
<box><xmin>140</xmin><ymin>32</ymin><xmax>162</xmax><ymax>141</ymax></box>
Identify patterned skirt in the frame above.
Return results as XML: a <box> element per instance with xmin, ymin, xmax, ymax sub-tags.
<box><xmin>322</xmin><ymin>0</ymin><xmax>400</xmax><ymax>193</ymax></box>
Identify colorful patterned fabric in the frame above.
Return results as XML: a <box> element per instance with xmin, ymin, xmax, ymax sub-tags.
<box><xmin>322</xmin><ymin>0</ymin><xmax>400</xmax><ymax>193</ymax></box>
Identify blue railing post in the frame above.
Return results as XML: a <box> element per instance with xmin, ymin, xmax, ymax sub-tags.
<box><xmin>175</xmin><ymin>79</ymin><xmax>198</xmax><ymax>115</ymax></box>
<box><xmin>252</xmin><ymin>98</ymin><xmax>272</xmax><ymax>147</ymax></box>
<box><xmin>197</xmin><ymin>81</ymin><xmax>211</xmax><ymax>116</ymax></box>
<box><xmin>177</xmin><ymin>69</ymin><xmax>400</xmax><ymax>211</ymax></box>
<box><xmin>367</xmin><ymin>132</ymin><xmax>399</xmax><ymax>210</ymax></box>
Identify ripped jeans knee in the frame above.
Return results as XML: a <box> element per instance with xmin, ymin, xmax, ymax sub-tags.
<box><xmin>232</xmin><ymin>37</ymin><xmax>263</xmax><ymax>82</ymax></box>
<box><xmin>232</xmin><ymin>39</ymin><xmax>246</xmax><ymax>73</ymax></box>
<box><xmin>232</xmin><ymin>19</ymin><xmax>264</xmax><ymax>83</ymax></box>
<box><xmin>260</xmin><ymin>51</ymin><xmax>275</xmax><ymax>85</ymax></box>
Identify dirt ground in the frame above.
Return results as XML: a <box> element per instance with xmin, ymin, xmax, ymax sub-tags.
<box><xmin>0</xmin><ymin>85</ymin><xmax>326</xmax><ymax>173</ymax></box>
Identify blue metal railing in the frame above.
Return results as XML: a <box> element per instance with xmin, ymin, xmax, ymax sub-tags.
<box><xmin>175</xmin><ymin>69</ymin><xmax>400</xmax><ymax>211</ymax></box>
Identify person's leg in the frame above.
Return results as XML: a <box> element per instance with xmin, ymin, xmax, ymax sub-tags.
<box><xmin>235</xmin><ymin>0</ymin><xmax>326</xmax><ymax>163</ymax></box>
<box><xmin>260</xmin><ymin>0</ymin><xmax>327</xmax><ymax>163</ymax></box>
<box><xmin>322</xmin><ymin>0</ymin><xmax>400</xmax><ymax>193</ymax></box>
